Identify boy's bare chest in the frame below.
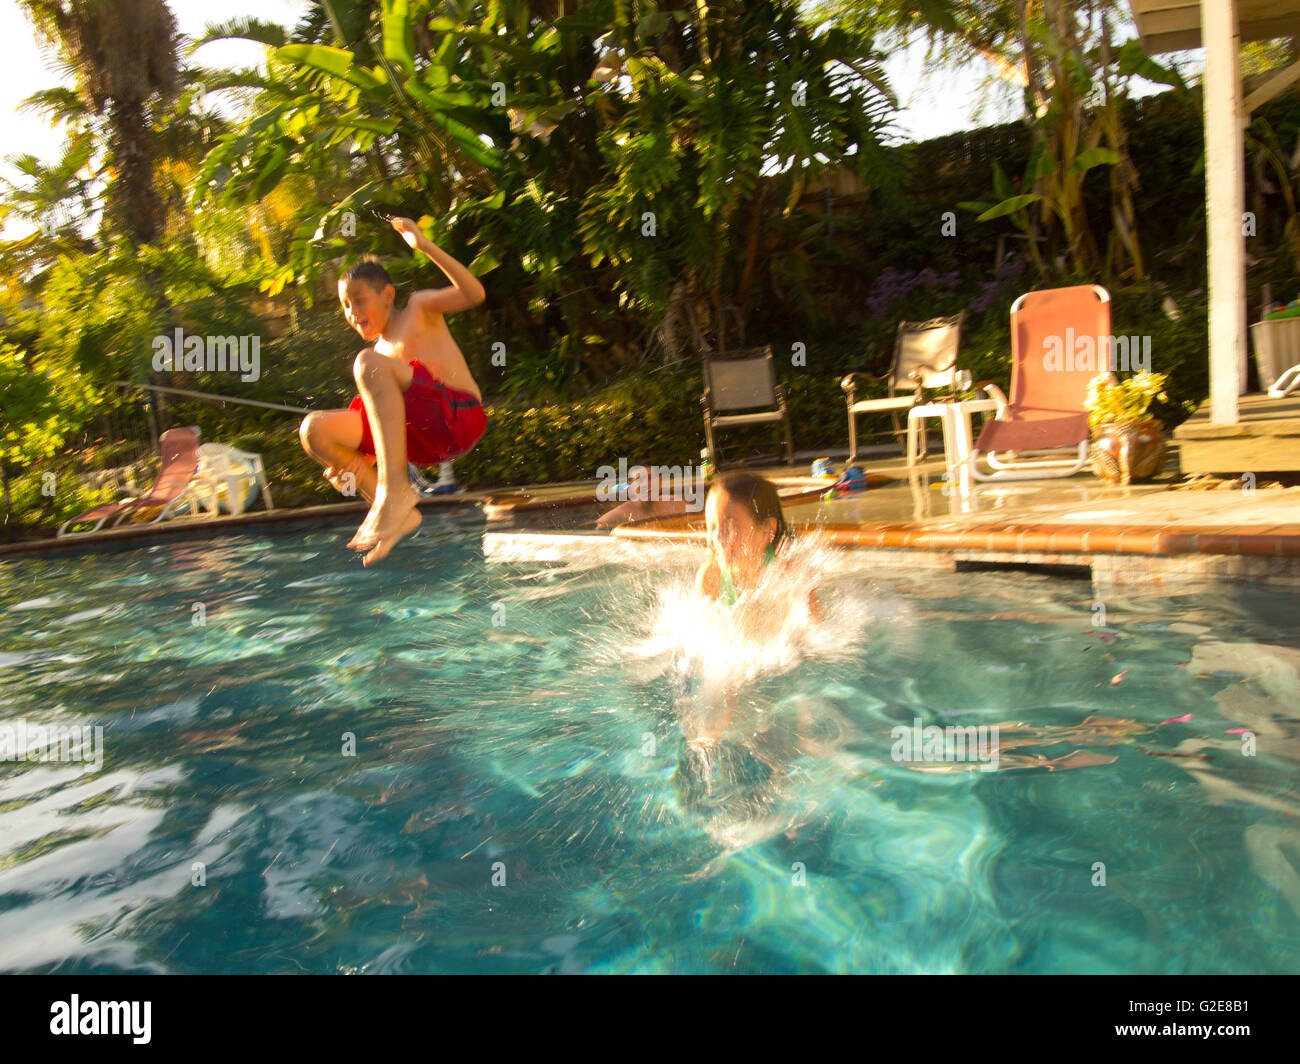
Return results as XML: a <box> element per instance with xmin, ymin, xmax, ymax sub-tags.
<box><xmin>375</xmin><ymin>311</ymin><xmax>450</xmax><ymax>360</ymax></box>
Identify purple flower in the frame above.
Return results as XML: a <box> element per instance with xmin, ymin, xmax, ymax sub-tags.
<box><xmin>969</xmin><ymin>257</ymin><xmax>1027</xmax><ymax>312</ymax></box>
<box><xmin>868</xmin><ymin>266</ymin><xmax>969</xmax><ymax>317</ymax></box>
<box><xmin>995</xmin><ymin>257</ymin><xmax>1026</xmax><ymax>281</ymax></box>
<box><xmin>970</xmin><ymin>283</ymin><xmax>998</xmax><ymax>312</ymax></box>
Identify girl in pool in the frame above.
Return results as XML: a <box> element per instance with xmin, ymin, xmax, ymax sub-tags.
<box><xmin>696</xmin><ymin>471</ymin><xmax>822</xmax><ymax>632</ymax></box>
<box><xmin>675</xmin><ymin>471</ymin><xmax>829</xmax><ymax>835</ymax></box>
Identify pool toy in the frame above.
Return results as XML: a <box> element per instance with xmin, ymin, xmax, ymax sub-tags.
<box><xmin>822</xmin><ymin>465</ymin><xmax>869</xmax><ymax>500</ymax></box>
<box><xmin>410</xmin><ymin>461</ymin><xmax>461</xmax><ymax>496</ymax></box>
<box><xmin>837</xmin><ymin>465</ymin><xmax>869</xmax><ymax>492</ymax></box>
<box><xmin>811</xmin><ymin>457</ymin><xmax>835</xmax><ymax>478</ymax></box>
<box><xmin>430</xmin><ymin>461</ymin><xmax>459</xmax><ymax>494</ymax></box>
<box><xmin>1265</xmin><ymin>298</ymin><xmax>1300</xmax><ymax>320</ymax></box>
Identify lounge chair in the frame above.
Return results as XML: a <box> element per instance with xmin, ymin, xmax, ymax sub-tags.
<box><xmin>181</xmin><ymin>443</ymin><xmax>274</xmax><ymax>516</ymax></box>
<box><xmin>841</xmin><ymin>311</ymin><xmax>965</xmax><ymax>464</ymax></box>
<box><xmin>58</xmin><ymin>426</ymin><xmax>203</xmax><ymax>536</ymax></box>
<box><xmin>701</xmin><ymin>345</ymin><xmax>794</xmax><ymax>465</ymax></box>
<box><xmin>969</xmin><ymin>285</ymin><xmax>1109</xmax><ymax>481</ymax></box>
<box><xmin>1268</xmin><ymin>364</ymin><xmax>1300</xmax><ymax>398</ymax></box>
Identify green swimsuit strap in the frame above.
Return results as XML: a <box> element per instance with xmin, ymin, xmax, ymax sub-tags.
<box><xmin>717</xmin><ymin>544</ymin><xmax>777</xmax><ymax>607</ymax></box>
<box><xmin>718</xmin><ymin>564</ymin><xmax>738</xmax><ymax>607</ymax></box>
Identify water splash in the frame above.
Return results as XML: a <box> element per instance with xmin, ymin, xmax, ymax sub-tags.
<box><xmin>614</xmin><ymin>536</ymin><xmax>878</xmax><ymax>700</ymax></box>
<box><xmin>583</xmin><ymin>536</ymin><xmax>891</xmax><ymax>864</ymax></box>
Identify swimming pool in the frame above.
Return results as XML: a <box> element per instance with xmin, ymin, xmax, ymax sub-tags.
<box><xmin>2</xmin><ymin>514</ymin><xmax>1298</xmax><ymax>974</ymax></box>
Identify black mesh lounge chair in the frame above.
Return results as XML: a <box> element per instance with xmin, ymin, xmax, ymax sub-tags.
<box><xmin>840</xmin><ymin>311</ymin><xmax>965</xmax><ymax>464</ymax></box>
<box><xmin>701</xmin><ymin>345</ymin><xmax>794</xmax><ymax>465</ymax></box>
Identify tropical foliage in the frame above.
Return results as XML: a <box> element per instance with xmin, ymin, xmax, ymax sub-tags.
<box><xmin>2</xmin><ymin>0</ymin><xmax>1298</xmax><ymax>535</ymax></box>
<box><xmin>193</xmin><ymin>0</ymin><xmax>900</xmax><ymax>394</ymax></box>
<box><xmin>821</xmin><ymin>0</ymin><xmax>1187</xmax><ymax>282</ymax></box>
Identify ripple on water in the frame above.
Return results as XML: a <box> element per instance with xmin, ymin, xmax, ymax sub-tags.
<box><xmin>1</xmin><ymin>531</ymin><xmax>1299</xmax><ymax>973</ymax></box>
<box><xmin>55</xmin><ymin>605</ymin><xmax>126</xmax><ymax>626</ymax></box>
<box><xmin>9</xmin><ymin>596</ymin><xmax>63</xmax><ymax>611</ymax></box>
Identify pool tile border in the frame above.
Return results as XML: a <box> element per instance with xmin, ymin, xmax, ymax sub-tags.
<box><xmin>7</xmin><ymin>482</ymin><xmax>1300</xmax><ymax>586</ymax></box>
<box><xmin>609</xmin><ymin>513</ymin><xmax>1300</xmax><ymax>585</ymax></box>
<box><xmin>0</xmin><ymin>493</ymin><xmax>493</xmax><ymax>558</ymax></box>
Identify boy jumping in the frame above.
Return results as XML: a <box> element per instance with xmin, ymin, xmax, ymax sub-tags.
<box><xmin>299</xmin><ymin>216</ymin><xmax>486</xmax><ymax>565</ymax></box>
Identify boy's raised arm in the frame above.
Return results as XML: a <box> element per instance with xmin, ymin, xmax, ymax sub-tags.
<box><xmin>391</xmin><ymin>216</ymin><xmax>485</xmax><ymax>315</ymax></box>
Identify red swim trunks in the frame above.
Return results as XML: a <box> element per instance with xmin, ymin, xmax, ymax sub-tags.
<box><xmin>349</xmin><ymin>360</ymin><xmax>486</xmax><ymax>466</ymax></box>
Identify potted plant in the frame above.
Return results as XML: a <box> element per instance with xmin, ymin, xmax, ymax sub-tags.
<box><xmin>1084</xmin><ymin>371</ymin><xmax>1169</xmax><ymax>485</ymax></box>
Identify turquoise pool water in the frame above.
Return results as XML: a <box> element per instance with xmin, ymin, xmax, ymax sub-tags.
<box><xmin>1</xmin><ymin>514</ymin><xmax>1299</xmax><ymax>974</ymax></box>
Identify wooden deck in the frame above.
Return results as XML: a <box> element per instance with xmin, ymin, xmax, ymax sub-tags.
<box><xmin>1173</xmin><ymin>393</ymin><xmax>1300</xmax><ymax>474</ymax></box>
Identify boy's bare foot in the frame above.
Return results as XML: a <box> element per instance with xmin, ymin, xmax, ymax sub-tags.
<box><xmin>347</xmin><ymin>500</ymin><xmax>383</xmax><ymax>550</ymax></box>
<box><xmin>349</xmin><ymin>483</ymin><xmax>418</xmax><ymax>550</ymax></box>
<box><xmin>358</xmin><ymin>488</ymin><xmax>422</xmax><ymax>566</ymax></box>
<box><xmin>362</xmin><ymin>507</ymin><xmax>421</xmax><ymax>566</ymax></box>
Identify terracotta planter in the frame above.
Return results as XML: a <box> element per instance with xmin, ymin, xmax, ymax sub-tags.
<box><xmin>1090</xmin><ymin>419</ymin><xmax>1166</xmax><ymax>485</ymax></box>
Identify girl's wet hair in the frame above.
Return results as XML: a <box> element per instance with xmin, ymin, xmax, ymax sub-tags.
<box><xmin>342</xmin><ymin>256</ymin><xmax>393</xmax><ymax>292</ymax></box>
<box><xmin>709</xmin><ymin>471</ymin><xmax>790</xmax><ymax>551</ymax></box>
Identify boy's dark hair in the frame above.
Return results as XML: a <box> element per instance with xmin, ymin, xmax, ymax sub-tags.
<box><xmin>341</xmin><ymin>256</ymin><xmax>393</xmax><ymax>292</ymax></box>
<box><xmin>709</xmin><ymin>471</ymin><xmax>790</xmax><ymax>551</ymax></box>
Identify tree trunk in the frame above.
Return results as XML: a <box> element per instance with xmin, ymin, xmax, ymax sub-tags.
<box><xmin>0</xmin><ymin>462</ymin><xmax>11</xmax><ymax>535</ymax></box>
<box><xmin>713</xmin><ymin>284</ymin><xmax>725</xmax><ymax>357</ymax></box>
<box><xmin>1017</xmin><ymin>0</ymin><xmax>1046</xmax><ymax>118</ymax></box>
<box><xmin>656</xmin><ymin>279</ymin><xmax>689</xmax><ymax>365</ymax></box>
<box><xmin>736</xmin><ymin>182</ymin><xmax>767</xmax><ymax>325</ymax></box>
<box><xmin>109</xmin><ymin>97</ymin><xmax>163</xmax><ymax>247</ymax></box>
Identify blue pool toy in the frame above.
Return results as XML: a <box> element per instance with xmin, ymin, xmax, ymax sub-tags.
<box><xmin>837</xmin><ymin>466</ymin><xmax>869</xmax><ymax>492</ymax></box>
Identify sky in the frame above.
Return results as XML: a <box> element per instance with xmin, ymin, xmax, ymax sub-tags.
<box><xmin>0</xmin><ymin>0</ymin><xmax>1178</xmax><ymax>238</ymax></box>
<box><xmin>0</xmin><ymin>0</ymin><xmax>307</xmax><ymax>155</ymax></box>
<box><xmin>0</xmin><ymin>0</ymin><xmax>306</xmax><ymax>237</ymax></box>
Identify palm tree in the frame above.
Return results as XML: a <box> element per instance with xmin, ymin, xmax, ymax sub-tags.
<box><xmin>0</xmin><ymin>135</ymin><xmax>96</xmax><ymax>236</ymax></box>
<box><xmin>20</xmin><ymin>0</ymin><xmax>180</xmax><ymax>247</ymax></box>
<box><xmin>20</xmin><ymin>0</ymin><xmax>182</xmax><ymax>419</ymax></box>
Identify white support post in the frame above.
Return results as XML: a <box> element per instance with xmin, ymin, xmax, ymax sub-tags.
<box><xmin>1202</xmin><ymin>0</ymin><xmax>1245</xmax><ymax>424</ymax></box>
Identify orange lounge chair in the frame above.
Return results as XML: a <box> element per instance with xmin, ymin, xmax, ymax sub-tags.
<box><xmin>58</xmin><ymin>426</ymin><xmax>203</xmax><ymax>536</ymax></box>
<box><xmin>970</xmin><ymin>285</ymin><xmax>1110</xmax><ymax>481</ymax></box>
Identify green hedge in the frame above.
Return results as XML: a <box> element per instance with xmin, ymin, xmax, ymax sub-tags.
<box><xmin>0</xmin><ymin>293</ymin><xmax>1219</xmax><ymax>539</ymax></box>
<box><xmin>3</xmin><ymin>468</ymin><xmax>117</xmax><ymax>536</ymax></box>
<box><xmin>450</xmin><ymin>366</ymin><xmax>901</xmax><ymax>488</ymax></box>
<box><xmin>179</xmin><ymin>286</ymin><xmax>1212</xmax><ymax>500</ymax></box>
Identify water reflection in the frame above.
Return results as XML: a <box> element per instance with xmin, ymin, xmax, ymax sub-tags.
<box><xmin>2</xmin><ymin>522</ymin><xmax>1299</xmax><ymax>972</ymax></box>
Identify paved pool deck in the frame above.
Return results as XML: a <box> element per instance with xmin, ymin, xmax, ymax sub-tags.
<box><xmin>4</xmin><ymin>447</ymin><xmax>1299</xmax><ymax>587</ymax></box>
<box><xmin>604</xmin><ymin>450</ymin><xmax>1300</xmax><ymax>588</ymax></box>
<box><xmin>0</xmin><ymin>494</ymin><xmax>493</xmax><ymax>558</ymax></box>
